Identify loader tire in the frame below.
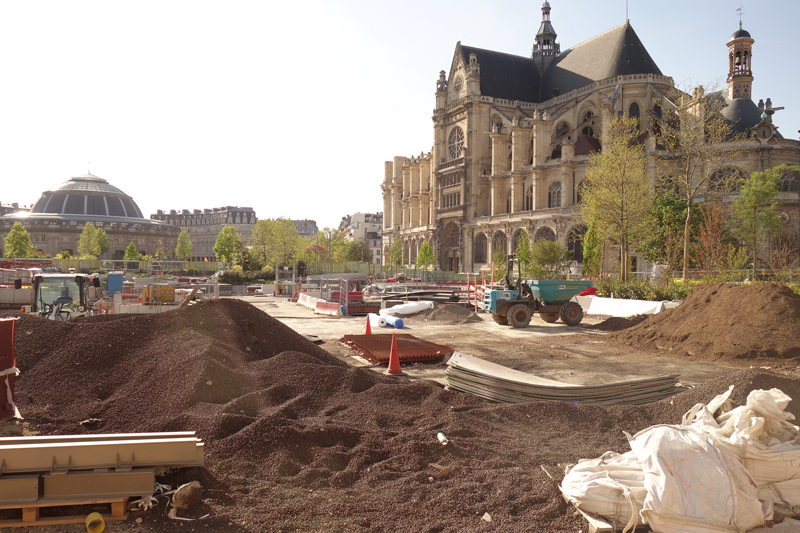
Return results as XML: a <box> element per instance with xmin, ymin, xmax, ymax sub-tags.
<box><xmin>492</xmin><ymin>313</ymin><xmax>509</xmax><ymax>325</ymax></box>
<box><xmin>507</xmin><ymin>304</ymin><xmax>532</xmax><ymax>328</ymax></box>
<box><xmin>560</xmin><ymin>301</ymin><xmax>584</xmax><ymax>326</ymax></box>
<box><xmin>540</xmin><ymin>313</ymin><xmax>559</xmax><ymax>323</ymax></box>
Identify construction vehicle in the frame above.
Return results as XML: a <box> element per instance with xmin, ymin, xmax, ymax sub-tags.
<box><xmin>32</xmin><ymin>273</ymin><xmax>100</xmax><ymax>320</ymax></box>
<box><xmin>483</xmin><ymin>256</ymin><xmax>593</xmax><ymax>328</ymax></box>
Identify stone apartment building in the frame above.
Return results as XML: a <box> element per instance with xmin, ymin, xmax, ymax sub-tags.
<box><xmin>339</xmin><ymin>212</ymin><xmax>383</xmax><ymax>264</ymax></box>
<box><xmin>150</xmin><ymin>206</ymin><xmax>256</xmax><ymax>262</ymax></box>
<box><xmin>382</xmin><ymin>2</ymin><xmax>800</xmax><ymax>274</ymax></box>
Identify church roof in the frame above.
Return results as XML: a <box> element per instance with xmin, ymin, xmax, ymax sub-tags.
<box><xmin>457</xmin><ymin>21</ymin><xmax>662</xmax><ymax>104</ymax></box>
<box><xmin>711</xmin><ymin>91</ymin><xmax>784</xmax><ymax>139</ymax></box>
<box><xmin>540</xmin><ymin>21</ymin><xmax>662</xmax><ymax>98</ymax></box>
<box><xmin>459</xmin><ymin>45</ymin><xmax>540</xmax><ymax>103</ymax></box>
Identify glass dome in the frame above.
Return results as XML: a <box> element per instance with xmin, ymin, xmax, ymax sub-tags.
<box><xmin>29</xmin><ymin>173</ymin><xmax>145</xmax><ymax>219</ymax></box>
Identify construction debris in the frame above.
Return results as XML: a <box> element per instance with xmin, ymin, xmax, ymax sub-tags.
<box><xmin>340</xmin><ymin>333</ymin><xmax>453</xmax><ymax>364</ymax></box>
<box><xmin>446</xmin><ymin>351</ymin><xmax>683</xmax><ymax>406</ymax></box>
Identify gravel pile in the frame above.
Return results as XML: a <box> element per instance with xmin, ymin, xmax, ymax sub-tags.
<box><xmin>7</xmin><ymin>298</ymin><xmax>800</xmax><ymax>532</ymax></box>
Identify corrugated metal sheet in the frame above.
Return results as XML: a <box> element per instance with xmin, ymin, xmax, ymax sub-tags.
<box><xmin>341</xmin><ymin>334</ymin><xmax>453</xmax><ymax>364</ymax></box>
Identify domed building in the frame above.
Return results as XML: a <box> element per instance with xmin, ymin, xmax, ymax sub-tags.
<box><xmin>0</xmin><ymin>173</ymin><xmax>180</xmax><ymax>259</ymax></box>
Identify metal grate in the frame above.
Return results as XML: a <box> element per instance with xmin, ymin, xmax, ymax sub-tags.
<box><xmin>341</xmin><ymin>334</ymin><xmax>453</xmax><ymax>364</ymax></box>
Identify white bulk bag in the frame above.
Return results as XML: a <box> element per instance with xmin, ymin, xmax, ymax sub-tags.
<box><xmin>560</xmin><ymin>451</ymin><xmax>646</xmax><ymax>532</ymax></box>
<box><xmin>629</xmin><ymin>424</ymin><xmax>765</xmax><ymax>533</ymax></box>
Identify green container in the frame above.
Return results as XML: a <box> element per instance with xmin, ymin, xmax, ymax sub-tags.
<box><xmin>528</xmin><ymin>280</ymin><xmax>593</xmax><ymax>304</ymax></box>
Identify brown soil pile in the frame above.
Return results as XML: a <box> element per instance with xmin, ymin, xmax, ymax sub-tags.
<box><xmin>589</xmin><ymin>314</ymin><xmax>649</xmax><ymax>332</ymax></box>
<box><xmin>8</xmin><ymin>299</ymin><xmax>800</xmax><ymax>532</ymax></box>
<box><xmin>612</xmin><ymin>283</ymin><xmax>800</xmax><ymax>361</ymax></box>
<box><xmin>408</xmin><ymin>303</ymin><xmax>483</xmax><ymax>325</ymax></box>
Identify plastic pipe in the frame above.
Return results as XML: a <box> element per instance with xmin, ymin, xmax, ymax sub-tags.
<box><xmin>368</xmin><ymin>313</ymin><xmax>388</xmax><ymax>328</ymax></box>
<box><xmin>383</xmin><ymin>314</ymin><xmax>404</xmax><ymax>329</ymax></box>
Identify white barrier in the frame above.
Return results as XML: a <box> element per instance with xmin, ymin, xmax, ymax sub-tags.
<box><xmin>585</xmin><ymin>296</ymin><xmax>666</xmax><ymax>317</ymax></box>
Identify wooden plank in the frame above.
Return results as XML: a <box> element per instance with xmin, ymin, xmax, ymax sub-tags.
<box><xmin>561</xmin><ymin>493</ymin><xmax>615</xmax><ymax>533</ymax></box>
<box><xmin>178</xmin><ymin>284</ymin><xmax>200</xmax><ymax>308</ymax></box>
<box><xmin>0</xmin><ymin>498</ymin><xmax>129</xmax><ymax>528</ymax></box>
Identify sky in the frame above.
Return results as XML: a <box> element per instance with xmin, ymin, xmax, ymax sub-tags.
<box><xmin>1</xmin><ymin>1</ymin><xmax>798</xmax><ymax>231</ymax></box>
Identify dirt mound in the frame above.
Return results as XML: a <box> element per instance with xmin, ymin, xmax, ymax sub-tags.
<box><xmin>409</xmin><ymin>303</ymin><xmax>483</xmax><ymax>324</ymax></box>
<box><xmin>612</xmin><ymin>283</ymin><xmax>800</xmax><ymax>361</ymax></box>
<box><xmin>589</xmin><ymin>314</ymin><xmax>649</xmax><ymax>332</ymax></box>
<box><xmin>10</xmin><ymin>298</ymin><xmax>800</xmax><ymax>532</ymax></box>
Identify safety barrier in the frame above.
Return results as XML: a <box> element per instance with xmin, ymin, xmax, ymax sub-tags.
<box><xmin>314</xmin><ymin>301</ymin><xmax>342</xmax><ymax>317</ymax></box>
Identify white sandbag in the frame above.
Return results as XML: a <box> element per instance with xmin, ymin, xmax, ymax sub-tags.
<box><xmin>379</xmin><ymin>301</ymin><xmax>434</xmax><ymax>316</ymax></box>
<box><xmin>629</xmin><ymin>424</ymin><xmax>765</xmax><ymax>533</ymax></box>
<box><xmin>560</xmin><ymin>451</ymin><xmax>647</xmax><ymax>532</ymax></box>
<box><xmin>758</xmin><ymin>478</ymin><xmax>800</xmax><ymax>517</ymax></box>
<box><xmin>367</xmin><ymin>313</ymin><xmax>388</xmax><ymax>328</ymax></box>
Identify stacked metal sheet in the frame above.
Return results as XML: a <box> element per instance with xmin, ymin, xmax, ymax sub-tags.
<box><xmin>446</xmin><ymin>352</ymin><xmax>683</xmax><ymax>406</ymax></box>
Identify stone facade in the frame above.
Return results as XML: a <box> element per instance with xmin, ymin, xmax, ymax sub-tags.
<box><xmin>382</xmin><ymin>4</ymin><xmax>800</xmax><ymax>275</ymax></box>
<box><xmin>150</xmin><ymin>206</ymin><xmax>256</xmax><ymax>262</ymax></box>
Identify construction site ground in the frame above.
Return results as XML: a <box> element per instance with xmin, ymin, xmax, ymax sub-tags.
<box><xmin>5</xmin><ymin>282</ymin><xmax>800</xmax><ymax>533</ymax></box>
<box><xmin>252</xmin><ymin>296</ymin><xmax>740</xmax><ymax>388</ymax></box>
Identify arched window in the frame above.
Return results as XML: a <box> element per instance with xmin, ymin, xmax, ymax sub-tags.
<box><xmin>568</xmin><ymin>225</ymin><xmax>587</xmax><ymax>263</ymax></box>
<box><xmin>511</xmin><ymin>229</ymin><xmax>526</xmax><ymax>253</ymax></box>
<box><xmin>651</xmin><ymin>103</ymin><xmax>663</xmax><ymax>138</ymax></box>
<box><xmin>708</xmin><ymin>167</ymin><xmax>745</xmax><ymax>194</ymax></box>
<box><xmin>445</xmin><ymin>223</ymin><xmax>459</xmax><ymax>249</ymax></box>
<box><xmin>535</xmin><ymin>226</ymin><xmax>556</xmax><ymax>242</ymax></box>
<box><xmin>629</xmin><ymin>102</ymin><xmax>640</xmax><ymax>120</ymax></box>
<box><xmin>524</xmin><ymin>185</ymin><xmax>533</xmax><ymax>211</ymax></box>
<box><xmin>548</xmin><ymin>181</ymin><xmax>562</xmax><ymax>208</ymax></box>
<box><xmin>474</xmin><ymin>233</ymin><xmax>487</xmax><ymax>264</ymax></box>
<box><xmin>506</xmin><ymin>191</ymin><xmax>512</xmax><ymax>213</ymax></box>
<box><xmin>554</xmin><ymin>121</ymin><xmax>570</xmax><ymax>140</ymax></box>
<box><xmin>448</xmin><ymin>126</ymin><xmax>465</xmax><ymax>159</ymax></box>
<box><xmin>781</xmin><ymin>168</ymin><xmax>799</xmax><ymax>193</ymax></box>
<box><xmin>581</xmin><ymin>110</ymin><xmax>595</xmax><ymax>137</ymax></box>
<box><xmin>493</xmin><ymin>232</ymin><xmax>507</xmax><ymax>258</ymax></box>
<box><xmin>575</xmin><ymin>180</ymin><xmax>585</xmax><ymax>205</ymax></box>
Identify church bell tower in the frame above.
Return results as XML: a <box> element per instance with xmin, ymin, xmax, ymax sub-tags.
<box><xmin>532</xmin><ymin>1</ymin><xmax>559</xmax><ymax>73</ymax></box>
<box><xmin>727</xmin><ymin>21</ymin><xmax>754</xmax><ymax>99</ymax></box>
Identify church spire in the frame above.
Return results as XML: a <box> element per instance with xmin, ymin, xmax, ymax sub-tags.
<box><xmin>532</xmin><ymin>1</ymin><xmax>559</xmax><ymax>72</ymax></box>
<box><xmin>727</xmin><ymin>20</ymin><xmax>754</xmax><ymax>99</ymax></box>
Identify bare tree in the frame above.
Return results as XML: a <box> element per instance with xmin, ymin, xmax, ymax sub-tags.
<box><xmin>655</xmin><ymin>84</ymin><xmax>747</xmax><ymax>279</ymax></box>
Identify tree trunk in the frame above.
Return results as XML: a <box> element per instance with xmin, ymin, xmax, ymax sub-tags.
<box><xmin>682</xmin><ymin>201</ymin><xmax>693</xmax><ymax>280</ymax></box>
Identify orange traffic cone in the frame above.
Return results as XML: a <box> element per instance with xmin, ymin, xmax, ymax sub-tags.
<box><xmin>365</xmin><ymin>315</ymin><xmax>372</xmax><ymax>335</ymax></box>
<box><xmin>386</xmin><ymin>332</ymin><xmax>405</xmax><ymax>375</ymax></box>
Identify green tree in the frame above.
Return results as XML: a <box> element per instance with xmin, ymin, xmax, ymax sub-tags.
<box><xmin>388</xmin><ymin>238</ymin><xmax>404</xmax><ymax>268</ymax></box>
<box><xmin>78</xmin><ymin>223</ymin><xmax>101</xmax><ymax>258</ymax></box>
<box><xmin>732</xmin><ymin>165</ymin><xmax>795</xmax><ymax>274</ymax></box>
<box><xmin>213</xmin><ymin>226</ymin><xmax>242</xmax><ymax>267</ymax></box>
<box><xmin>175</xmin><ymin>231</ymin><xmax>193</xmax><ymax>261</ymax></box>
<box><xmin>3</xmin><ymin>222</ymin><xmax>33</xmax><ymax>258</ymax></box>
<box><xmin>656</xmin><ymin>84</ymin><xmax>746</xmax><ymax>279</ymax></box>
<box><xmin>581</xmin><ymin>222</ymin><xmax>602</xmax><ymax>277</ymax></box>
<box><xmin>96</xmin><ymin>228</ymin><xmax>110</xmax><ymax>256</ymax></box>
<box><xmin>416</xmin><ymin>241</ymin><xmax>436</xmax><ymax>272</ymax></box>
<box><xmin>514</xmin><ymin>230</ymin><xmax>532</xmax><ymax>275</ymax></box>
<box><xmin>54</xmin><ymin>250</ymin><xmax>74</xmax><ymax>260</ymax></box>
<box><xmin>342</xmin><ymin>240</ymin><xmax>371</xmax><ymax>262</ymax></box>
<box><xmin>528</xmin><ymin>240</ymin><xmax>572</xmax><ymax>280</ymax></box>
<box><xmin>581</xmin><ymin>114</ymin><xmax>651</xmax><ymax>281</ymax></box>
<box><xmin>124</xmin><ymin>241</ymin><xmax>140</xmax><ymax>260</ymax></box>
<box><xmin>250</xmin><ymin>218</ymin><xmax>300</xmax><ymax>267</ymax></box>
<box><xmin>639</xmin><ymin>189</ymin><xmax>699</xmax><ymax>274</ymax></box>
<box><xmin>491</xmin><ymin>248</ymin><xmax>508</xmax><ymax>284</ymax></box>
